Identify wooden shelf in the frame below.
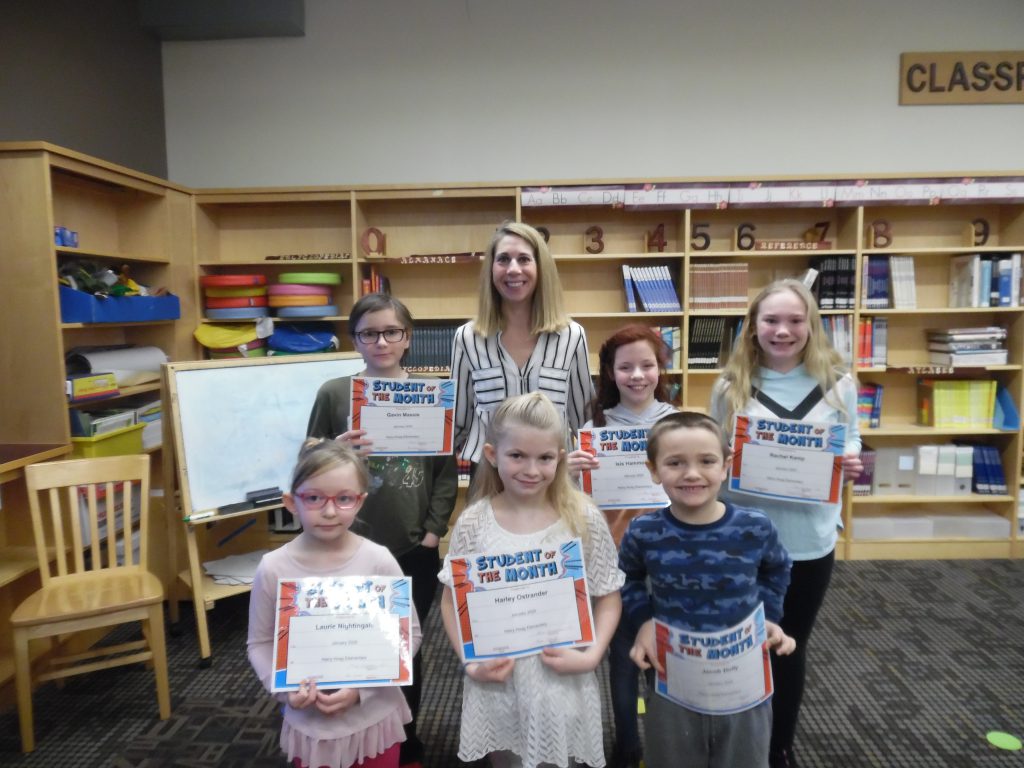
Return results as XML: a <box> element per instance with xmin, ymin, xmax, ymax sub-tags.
<box><xmin>0</xmin><ymin>444</ymin><xmax>71</xmax><ymax>475</ymax></box>
<box><xmin>176</xmin><ymin>569</ymin><xmax>253</xmax><ymax>610</ymax></box>
<box><xmin>56</xmin><ymin>245</ymin><xmax>170</xmax><ymax>264</ymax></box>
<box><xmin>852</xmin><ymin>493</ymin><xmax>1014</xmax><ymax>505</ymax></box>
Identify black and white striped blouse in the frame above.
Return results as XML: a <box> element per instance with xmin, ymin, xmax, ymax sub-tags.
<box><xmin>450</xmin><ymin>320</ymin><xmax>595</xmax><ymax>463</ymax></box>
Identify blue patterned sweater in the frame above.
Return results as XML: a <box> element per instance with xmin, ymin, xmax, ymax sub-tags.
<box><xmin>619</xmin><ymin>501</ymin><xmax>792</xmax><ymax>632</ymax></box>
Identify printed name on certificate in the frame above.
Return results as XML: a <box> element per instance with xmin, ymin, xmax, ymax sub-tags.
<box><xmin>447</xmin><ymin>538</ymin><xmax>595</xmax><ymax>662</ymax></box>
<box><xmin>578</xmin><ymin>426</ymin><xmax>668</xmax><ymax>510</ymax></box>
<box><xmin>350</xmin><ymin>376</ymin><xmax>456</xmax><ymax>455</ymax></box>
<box><xmin>729</xmin><ymin>416</ymin><xmax>847</xmax><ymax>504</ymax></box>
<box><xmin>271</xmin><ymin>576</ymin><xmax>414</xmax><ymax>692</ymax></box>
<box><xmin>655</xmin><ymin>604</ymin><xmax>773</xmax><ymax>715</ymax></box>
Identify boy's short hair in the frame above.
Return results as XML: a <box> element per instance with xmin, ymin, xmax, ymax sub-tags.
<box><xmin>646</xmin><ymin>411</ymin><xmax>730</xmax><ymax>464</ymax></box>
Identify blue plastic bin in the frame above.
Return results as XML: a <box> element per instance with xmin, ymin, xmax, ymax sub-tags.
<box><xmin>59</xmin><ymin>286</ymin><xmax>181</xmax><ymax>323</ymax></box>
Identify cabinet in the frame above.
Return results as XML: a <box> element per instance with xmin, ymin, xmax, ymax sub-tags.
<box><xmin>0</xmin><ymin>143</ymin><xmax>196</xmax><ymax>695</ymax></box>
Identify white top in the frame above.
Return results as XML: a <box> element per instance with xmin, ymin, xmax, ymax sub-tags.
<box><xmin>450</xmin><ymin>320</ymin><xmax>594</xmax><ymax>463</ymax></box>
<box><xmin>439</xmin><ymin>499</ymin><xmax>624</xmax><ymax>768</ymax></box>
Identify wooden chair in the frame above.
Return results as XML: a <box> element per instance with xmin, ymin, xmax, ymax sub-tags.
<box><xmin>11</xmin><ymin>454</ymin><xmax>171</xmax><ymax>752</ymax></box>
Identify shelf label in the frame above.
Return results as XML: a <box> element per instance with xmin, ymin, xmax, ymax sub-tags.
<box><xmin>728</xmin><ymin>182</ymin><xmax>837</xmax><ymax>207</ymax></box>
<box><xmin>624</xmin><ymin>184</ymin><xmax>731</xmax><ymax>209</ymax></box>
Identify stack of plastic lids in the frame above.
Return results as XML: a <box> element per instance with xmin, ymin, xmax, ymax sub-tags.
<box><xmin>268</xmin><ymin>323</ymin><xmax>340</xmax><ymax>356</ymax></box>
<box><xmin>269</xmin><ymin>272</ymin><xmax>340</xmax><ymax>318</ymax></box>
<box><xmin>200</xmin><ymin>274</ymin><xmax>270</xmax><ymax>320</ymax></box>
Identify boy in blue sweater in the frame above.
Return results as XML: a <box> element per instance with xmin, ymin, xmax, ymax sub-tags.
<box><xmin>619</xmin><ymin>411</ymin><xmax>795</xmax><ymax>768</ymax></box>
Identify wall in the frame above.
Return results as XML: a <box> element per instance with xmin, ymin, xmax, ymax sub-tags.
<box><xmin>0</xmin><ymin>0</ymin><xmax>167</xmax><ymax>177</ymax></box>
<box><xmin>162</xmin><ymin>0</ymin><xmax>1024</xmax><ymax>188</ymax></box>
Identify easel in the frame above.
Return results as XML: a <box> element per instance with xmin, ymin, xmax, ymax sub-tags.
<box><xmin>162</xmin><ymin>353</ymin><xmax>363</xmax><ymax>664</ymax></box>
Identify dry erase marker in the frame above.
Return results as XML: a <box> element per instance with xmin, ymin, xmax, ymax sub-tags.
<box><xmin>188</xmin><ymin>510</ymin><xmax>217</xmax><ymax>522</ymax></box>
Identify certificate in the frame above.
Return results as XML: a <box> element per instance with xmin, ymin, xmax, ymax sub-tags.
<box><xmin>729</xmin><ymin>416</ymin><xmax>847</xmax><ymax>504</ymax></box>
<box><xmin>350</xmin><ymin>377</ymin><xmax>455</xmax><ymax>455</ymax></box>
<box><xmin>578</xmin><ymin>426</ymin><xmax>668</xmax><ymax>509</ymax></box>
<box><xmin>655</xmin><ymin>604</ymin><xmax>773</xmax><ymax>715</ymax></box>
<box><xmin>271</xmin><ymin>576</ymin><xmax>413</xmax><ymax>692</ymax></box>
<box><xmin>447</xmin><ymin>538</ymin><xmax>595</xmax><ymax>662</ymax></box>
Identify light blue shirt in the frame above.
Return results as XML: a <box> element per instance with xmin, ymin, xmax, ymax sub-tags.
<box><xmin>710</xmin><ymin>365</ymin><xmax>861</xmax><ymax>561</ymax></box>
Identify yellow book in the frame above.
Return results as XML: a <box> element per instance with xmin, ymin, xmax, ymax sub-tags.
<box><xmin>65</xmin><ymin>372</ymin><xmax>119</xmax><ymax>402</ymax></box>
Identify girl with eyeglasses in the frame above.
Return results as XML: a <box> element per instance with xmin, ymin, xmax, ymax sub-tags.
<box><xmin>248</xmin><ymin>438</ymin><xmax>422</xmax><ymax>768</ymax></box>
<box><xmin>306</xmin><ymin>292</ymin><xmax>458</xmax><ymax>768</ymax></box>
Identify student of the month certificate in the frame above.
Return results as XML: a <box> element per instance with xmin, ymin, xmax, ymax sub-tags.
<box><xmin>271</xmin><ymin>576</ymin><xmax>413</xmax><ymax>692</ymax></box>
<box><xmin>729</xmin><ymin>416</ymin><xmax>847</xmax><ymax>504</ymax></box>
<box><xmin>655</xmin><ymin>604</ymin><xmax>773</xmax><ymax>715</ymax></box>
<box><xmin>350</xmin><ymin>376</ymin><xmax>455</xmax><ymax>455</ymax></box>
<box><xmin>578</xmin><ymin>426</ymin><xmax>669</xmax><ymax>509</ymax></box>
<box><xmin>447</xmin><ymin>539</ymin><xmax>595</xmax><ymax>662</ymax></box>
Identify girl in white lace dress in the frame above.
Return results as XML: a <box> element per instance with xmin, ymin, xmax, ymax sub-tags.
<box><xmin>439</xmin><ymin>393</ymin><xmax>624</xmax><ymax>768</ymax></box>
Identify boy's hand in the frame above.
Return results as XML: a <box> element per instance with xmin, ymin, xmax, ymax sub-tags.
<box><xmin>315</xmin><ymin>687</ymin><xmax>360</xmax><ymax>715</ymax></box>
<box><xmin>287</xmin><ymin>678</ymin><xmax>319</xmax><ymax>709</ymax></box>
<box><xmin>766</xmin><ymin>621</ymin><xmax>796</xmax><ymax>656</ymax></box>
<box><xmin>539</xmin><ymin>644</ymin><xmax>602</xmax><ymax>675</ymax></box>
<box><xmin>465</xmin><ymin>658</ymin><xmax>515</xmax><ymax>683</ymax></box>
<box><xmin>629</xmin><ymin>619</ymin><xmax>664</xmax><ymax>674</ymax></box>
<box><xmin>336</xmin><ymin>429</ymin><xmax>373</xmax><ymax>454</ymax></box>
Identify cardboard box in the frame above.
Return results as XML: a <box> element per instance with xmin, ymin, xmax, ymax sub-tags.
<box><xmin>59</xmin><ymin>285</ymin><xmax>180</xmax><ymax>324</ymax></box>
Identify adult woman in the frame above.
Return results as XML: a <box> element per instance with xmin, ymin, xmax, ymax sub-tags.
<box><xmin>450</xmin><ymin>221</ymin><xmax>594</xmax><ymax>467</ymax></box>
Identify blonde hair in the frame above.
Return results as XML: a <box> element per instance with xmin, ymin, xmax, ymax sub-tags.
<box><xmin>291</xmin><ymin>438</ymin><xmax>370</xmax><ymax>493</ymax></box>
<box><xmin>719</xmin><ymin>279</ymin><xmax>849</xmax><ymax>425</ymax></box>
<box><xmin>471</xmin><ymin>392</ymin><xmax>590</xmax><ymax>540</ymax></box>
<box><xmin>474</xmin><ymin>221</ymin><xmax>569</xmax><ymax>336</ymax></box>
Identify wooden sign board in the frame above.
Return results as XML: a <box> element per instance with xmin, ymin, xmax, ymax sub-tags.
<box><xmin>900</xmin><ymin>51</ymin><xmax>1024</xmax><ymax>105</ymax></box>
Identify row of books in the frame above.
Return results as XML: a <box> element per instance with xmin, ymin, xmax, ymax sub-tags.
<box><xmin>861</xmin><ymin>254</ymin><xmax>917</xmax><ymax>309</ymax></box>
<box><xmin>855</xmin><ymin>317</ymin><xmax>888</xmax><ymax>367</ymax></box>
<box><xmin>808</xmin><ymin>254</ymin><xmax>857</xmax><ymax>309</ymax></box>
<box><xmin>948</xmin><ymin>252</ymin><xmax>1022</xmax><ymax>308</ymax></box>
<box><xmin>687</xmin><ymin>316</ymin><xmax>742</xmax><ymax>369</ymax></box>
<box><xmin>622</xmin><ymin>265</ymin><xmax>682</xmax><ymax>312</ymax></box>
<box><xmin>857</xmin><ymin>383</ymin><xmax>883</xmax><ymax>429</ymax></box>
<box><xmin>854</xmin><ymin>444</ymin><xmax>1007</xmax><ymax>497</ymax></box>
<box><xmin>687</xmin><ymin>263</ymin><xmax>748</xmax><ymax>310</ymax></box>
<box><xmin>927</xmin><ymin>326</ymin><xmax>1007</xmax><ymax>367</ymax></box>
<box><xmin>917</xmin><ymin>378</ymin><xmax>996</xmax><ymax>430</ymax></box>
<box><xmin>405</xmin><ymin>324</ymin><xmax>460</xmax><ymax>372</ymax></box>
<box><xmin>821</xmin><ymin>315</ymin><xmax>853</xmax><ymax>365</ymax></box>
<box><xmin>360</xmin><ymin>264</ymin><xmax>391</xmax><ymax>296</ymax></box>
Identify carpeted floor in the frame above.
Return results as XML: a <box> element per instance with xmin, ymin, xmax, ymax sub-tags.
<box><xmin>1</xmin><ymin>560</ymin><xmax>1023</xmax><ymax>767</ymax></box>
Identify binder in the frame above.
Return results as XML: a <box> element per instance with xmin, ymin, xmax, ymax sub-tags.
<box><xmin>935</xmin><ymin>445</ymin><xmax>957</xmax><ymax>495</ymax></box>
<box><xmin>953</xmin><ymin>446</ymin><xmax>973</xmax><ymax>496</ymax></box>
<box><xmin>915</xmin><ymin>445</ymin><xmax>939</xmax><ymax>495</ymax></box>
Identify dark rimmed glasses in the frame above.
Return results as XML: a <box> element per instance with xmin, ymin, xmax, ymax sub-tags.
<box><xmin>354</xmin><ymin>328</ymin><xmax>407</xmax><ymax>345</ymax></box>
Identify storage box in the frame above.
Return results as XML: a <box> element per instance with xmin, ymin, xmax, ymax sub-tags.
<box><xmin>70</xmin><ymin>423</ymin><xmax>145</xmax><ymax>458</ymax></box>
<box><xmin>930</xmin><ymin>514</ymin><xmax>1011</xmax><ymax>539</ymax></box>
<box><xmin>69</xmin><ymin>408</ymin><xmax>136</xmax><ymax>437</ymax></box>
<box><xmin>59</xmin><ymin>285</ymin><xmax>180</xmax><ymax>324</ymax></box>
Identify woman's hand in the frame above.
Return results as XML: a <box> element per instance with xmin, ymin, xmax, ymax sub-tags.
<box><xmin>566</xmin><ymin>448</ymin><xmax>599</xmax><ymax>482</ymax></box>
<box><xmin>315</xmin><ymin>687</ymin><xmax>360</xmax><ymax>716</ymax></box>
<box><xmin>465</xmin><ymin>658</ymin><xmax>515</xmax><ymax>683</ymax></box>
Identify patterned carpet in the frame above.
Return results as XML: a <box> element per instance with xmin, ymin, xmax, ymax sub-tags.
<box><xmin>1</xmin><ymin>560</ymin><xmax>1023</xmax><ymax>767</ymax></box>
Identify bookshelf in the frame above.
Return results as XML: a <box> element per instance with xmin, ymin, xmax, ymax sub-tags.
<box><xmin>0</xmin><ymin>143</ymin><xmax>197</xmax><ymax>695</ymax></box>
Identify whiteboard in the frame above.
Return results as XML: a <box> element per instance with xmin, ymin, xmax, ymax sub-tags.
<box><xmin>165</xmin><ymin>353</ymin><xmax>363</xmax><ymax>516</ymax></box>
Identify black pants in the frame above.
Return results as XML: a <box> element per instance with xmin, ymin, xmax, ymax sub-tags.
<box><xmin>770</xmin><ymin>549</ymin><xmax>835</xmax><ymax>754</ymax></box>
<box><xmin>396</xmin><ymin>543</ymin><xmax>441</xmax><ymax>762</ymax></box>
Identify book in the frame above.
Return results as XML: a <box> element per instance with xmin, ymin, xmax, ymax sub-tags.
<box><xmin>871</xmin><ymin>317</ymin><xmax>888</xmax><ymax>367</ymax></box>
<box><xmin>889</xmin><ymin>254</ymin><xmax>917</xmax><ymax>309</ymax></box>
<box><xmin>981</xmin><ymin>444</ymin><xmax>1008</xmax><ymax>494</ymax></box>
<box><xmin>856</xmin><ymin>383</ymin><xmax>882</xmax><ymax>429</ymax></box>
<box><xmin>853</xmin><ymin>448</ymin><xmax>875</xmax><ymax>496</ymax></box>
<box><xmin>66</xmin><ymin>371</ymin><xmax>120</xmax><ymax>403</ymax></box>
<box><xmin>622</xmin><ymin>265</ymin><xmax>638</xmax><ymax>312</ymax></box>
<box><xmin>928</xmin><ymin>350</ymin><xmax>1008</xmax><ymax>366</ymax></box>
